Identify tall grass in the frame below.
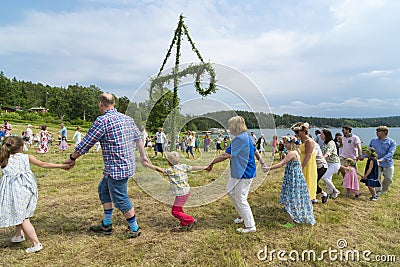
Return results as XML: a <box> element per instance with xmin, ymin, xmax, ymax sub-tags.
<box><xmin>0</xmin><ymin>123</ymin><xmax>399</xmax><ymax>266</ymax></box>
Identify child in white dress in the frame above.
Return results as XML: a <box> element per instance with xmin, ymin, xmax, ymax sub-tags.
<box><xmin>0</xmin><ymin>136</ymin><xmax>68</xmax><ymax>253</ymax></box>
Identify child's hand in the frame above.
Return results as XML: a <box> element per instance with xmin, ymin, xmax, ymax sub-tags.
<box><xmin>61</xmin><ymin>163</ymin><xmax>72</xmax><ymax>170</ymax></box>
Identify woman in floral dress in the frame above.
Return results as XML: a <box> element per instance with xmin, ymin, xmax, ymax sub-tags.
<box><xmin>36</xmin><ymin>125</ymin><xmax>50</xmax><ymax>154</ymax></box>
<box><xmin>263</xmin><ymin>136</ymin><xmax>315</xmax><ymax>228</ymax></box>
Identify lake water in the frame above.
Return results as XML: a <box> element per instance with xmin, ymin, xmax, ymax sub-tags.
<box><xmin>250</xmin><ymin>127</ymin><xmax>400</xmax><ymax>144</ymax></box>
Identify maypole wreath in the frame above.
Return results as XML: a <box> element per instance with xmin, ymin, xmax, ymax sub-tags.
<box><xmin>150</xmin><ymin>63</ymin><xmax>217</xmax><ymax>97</ymax></box>
<box><xmin>149</xmin><ymin>14</ymin><xmax>217</xmax><ymax>100</ymax></box>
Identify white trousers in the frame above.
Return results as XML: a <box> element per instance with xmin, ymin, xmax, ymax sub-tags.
<box><xmin>321</xmin><ymin>162</ymin><xmax>341</xmax><ymax>194</ymax></box>
<box><xmin>226</xmin><ymin>177</ymin><xmax>255</xmax><ymax>228</ymax></box>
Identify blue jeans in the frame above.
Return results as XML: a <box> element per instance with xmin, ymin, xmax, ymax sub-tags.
<box><xmin>98</xmin><ymin>175</ymin><xmax>133</xmax><ymax>213</ymax></box>
<box><xmin>186</xmin><ymin>146</ymin><xmax>194</xmax><ymax>156</ymax></box>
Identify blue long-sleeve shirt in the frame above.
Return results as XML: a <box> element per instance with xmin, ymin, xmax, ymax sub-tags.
<box><xmin>369</xmin><ymin>137</ymin><xmax>397</xmax><ymax>168</ymax></box>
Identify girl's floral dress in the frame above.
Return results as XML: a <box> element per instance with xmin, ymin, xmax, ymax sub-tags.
<box><xmin>280</xmin><ymin>157</ymin><xmax>316</xmax><ymax>225</ymax></box>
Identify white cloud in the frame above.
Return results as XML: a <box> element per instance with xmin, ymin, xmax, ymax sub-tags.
<box><xmin>0</xmin><ymin>0</ymin><xmax>400</xmax><ymax>118</ymax></box>
<box><xmin>360</xmin><ymin>70</ymin><xmax>395</xmax><ymax>77</ymax></box>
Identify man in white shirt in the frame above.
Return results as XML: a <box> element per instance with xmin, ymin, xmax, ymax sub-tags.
<box><xmin>154</xmin><ymin>127</ymin><xmax>167</xmax><ymax>158</ymax></box>
<box><xmin>250</xmin><ymin>132</ymin><xmax>257</xmax><ymax>146</ymax></box>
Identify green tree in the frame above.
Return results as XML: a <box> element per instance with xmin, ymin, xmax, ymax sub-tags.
<box><xmin>146</xmin><ymin>89</ymin><xmax>176</xmax><ymax>133</ymax></box>
<box><xmin>116</xmin><ymin>96</ymin><xmax>130</xmax><ymax>114</ymax></box>
<box><xmin>48</xmin><ymin>87</ymin><xmax>71</xmax><ymax>121</ymax></box>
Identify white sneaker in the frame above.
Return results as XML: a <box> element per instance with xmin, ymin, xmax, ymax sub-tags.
<box><xmin>331</xmin><ymin>191</ymin><xmax>340</xmax><ymax>199</ymax></box>
<box><xmin>11</xmin><ymin>235</ymin><xmax>25</xmax><ymax>243</ymax></box>
<box><xmin>237</xmin><ymin>226</ymin><xmax>256</xmax><ymax>233</ymax></box>
<box><xmin>25</xmin><ymin>243</ymin><xmax>43</xmax><ymax>253</ymax></box>
<box><xmin>233</xmin><ymin>218</ymin><xmax>244</xmax><ymax>224</ymax></box>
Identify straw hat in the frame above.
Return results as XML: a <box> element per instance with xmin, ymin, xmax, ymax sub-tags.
<box><xmin>166</xmin><ymin>151</ymin><xmax>180</xmax><ymax>165</ymax></box>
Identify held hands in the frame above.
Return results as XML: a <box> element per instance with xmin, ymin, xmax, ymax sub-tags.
<box><xmin>262</xmin><ymin>165</ymin><xmax>270</xmax><ymax>173</ymax></box>
<box><xmin>258</xmin><ymin>161</ymin><xmax>268</xmax><ymax>173</ymax></box>
<box><xmin>141</xmin><ymin>156</ymin><xmax>151</xmax><ymax>168</ymax></box>
<box><xmin>62</xmin><ymin>158</ymin><xmax>76</xmax><ymax>170</ymax></box>
<box><xmin>205</xmin><ymin>164</ymin><xmax>213</xmax><ymax>172</ymax></box>
<box><xmin>61</xmin><ymin>163</ymin><xmax>72</xmax><ymax>170</ymax></box>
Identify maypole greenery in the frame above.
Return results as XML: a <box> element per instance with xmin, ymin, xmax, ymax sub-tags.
<box><xmin>150</xmin><ymin>14</ymin><xmax>217</xmax><ymax>149</ymax></box>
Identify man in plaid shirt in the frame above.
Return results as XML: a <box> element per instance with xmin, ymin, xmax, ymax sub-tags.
<box><xmin>64</xmin><ymin>93</ymin><xmax>149</xmax><ymax>238</ymax></box>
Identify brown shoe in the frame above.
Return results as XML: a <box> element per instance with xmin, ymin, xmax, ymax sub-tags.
<box><xmin>124</xmin><ymin>227</ymin><xmax>141</xmax><ymax>238</ymax></box>
<box><xmin>186</xmin><ymin>220</ymin><xmax>196</xmax><ymax>231</ymax></box>
<box><xmin>90</xmin><ymin>221</ymin><xmax>112</xmax><ymax>235</ymax></box>
<box><xmin>173</xmin><ymin>224</ymin><xmax>187</xmax><ymax>232</ymax></box>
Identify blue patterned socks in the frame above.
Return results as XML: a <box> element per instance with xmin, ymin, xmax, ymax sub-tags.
<box><xmin>127</xmin><ymin>215</ymin><xmax>139</xmax><ymax>232</ymax></box>
<box><xmin>102</xmin><ymin>208</ymin><xmax>114</xmax><ymax>226</ymax></box>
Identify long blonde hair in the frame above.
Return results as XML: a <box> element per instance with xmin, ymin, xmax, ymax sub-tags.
<box><xmin>0</xmin><ymin>136</ymin><xmax>24</xmax><ymax>168</ymax></box>
<box><xmin>281</xmin><ymin>136</ymin><xmax>301</xmax><ymax>152</ymax></box>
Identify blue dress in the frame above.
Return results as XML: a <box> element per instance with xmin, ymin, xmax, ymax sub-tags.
<box><xmin>364</xmin><ymin>158</ymin><xmax>381</xmax><ymax>188</ymax></box>
<box><xmin>280</xmin><ymin>158</ymin><xmax>316</xmax><ymax>225</ymax></box>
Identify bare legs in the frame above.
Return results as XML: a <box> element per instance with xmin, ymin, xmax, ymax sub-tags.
<box><xmin>17</xmin><ymin>219</ymin><xmax>40</xmax><ymax>247</ymax></box>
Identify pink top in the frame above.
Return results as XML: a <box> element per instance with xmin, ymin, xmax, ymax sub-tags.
<box><xmin>341</xmin><ymin>134</ymin><xmax>361</xmax><ymax>159</ymax></box>
<box><xmin>271</xmin><ymin>139</ymin><xmax>278</xmax><ymax>147</ymax></box>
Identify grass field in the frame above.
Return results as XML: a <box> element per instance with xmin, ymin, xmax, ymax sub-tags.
<box><xmin>0</xmin><ymin>123</ymin><xmax>399</xmax><ymax>266</ymax></box>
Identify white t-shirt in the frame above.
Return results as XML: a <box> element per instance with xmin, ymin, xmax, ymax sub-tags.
<box><xmin>251</xmin><ymin>134</ymin><xmax>257</xmax><ymax>144</ymax></box>
<box><xmin>187</xmin><ymin>135</ymin><xmax>195</xmax><ymax>146</ymax></box>
<box><xmin>26</xmin><ymin>128</ymin><xmax>33</xmax><ymax>138</ymax></box>
<box><xmin>156</xmin><ymin>131</ymin><xmax>167</xmax><ymax>144</ymax></box>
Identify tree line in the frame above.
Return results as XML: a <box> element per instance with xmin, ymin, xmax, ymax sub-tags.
<box><xmin>1</xmin><ymin>71</ymin><xmax>399</xmax><ymax>131</ymax></box>
<box><xmin>0</xmin><ymin>71</ymin><xmax>130</xmax><ymax>124</ymax></box>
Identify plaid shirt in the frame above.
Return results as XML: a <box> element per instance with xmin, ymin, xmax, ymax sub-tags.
<box><xmin>75</xmin><ymin>108</ymin><xmax>142</xmax><ymax>180</ymax></box>
<box><xmin>164</xmin><ymin>164</ymin><xmax>192</xmax><ymax>196</ymax></box>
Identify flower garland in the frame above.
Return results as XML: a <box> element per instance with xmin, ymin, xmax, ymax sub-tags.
<box><xmin>288</xmin><ymin>136</ymin><xmax>301</xmax><ymax>145</ymax></box>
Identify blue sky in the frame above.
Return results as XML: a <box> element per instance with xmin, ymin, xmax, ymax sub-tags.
<box><xmin>1</xmin><ymin>0</ymin><xmax>400</xmax><ymax>118</ymax></box>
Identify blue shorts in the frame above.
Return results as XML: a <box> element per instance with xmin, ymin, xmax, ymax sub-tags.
<box><xmin>98</xmin><ymin>175</ymin><xmax>133</xmax><ymax>213</ymax></box>
<box><xmin>154</xmin><ymin>143</ymin><xmax>164</xmax><ymax>153</ymax></box>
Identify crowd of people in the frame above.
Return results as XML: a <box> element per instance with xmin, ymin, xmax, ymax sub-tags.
<box><xmin>142</xmin><ymin>128</ymin><xmax>234</xmax><ymax>158</ymax></box>
<box><xmin>0</xmin><ymin>96</ymin><xmax>397</xmax><ymax>253</ymax></box>
<box><xmin>0</xmin><ymin>120</ymin><xmax>92</xmax><ymax>155</ymax></box>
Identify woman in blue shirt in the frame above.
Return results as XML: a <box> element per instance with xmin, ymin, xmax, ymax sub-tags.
<box><xmin>207</xmin><ymin>116</ymin><xmax>265</xmax><ymax>233</ymax></box>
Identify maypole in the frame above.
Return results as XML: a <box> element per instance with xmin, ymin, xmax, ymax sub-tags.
<box><xmin>150</xmin><ymin>14</ymin><xmax>217</xmax><ymax>149</ymax></box>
